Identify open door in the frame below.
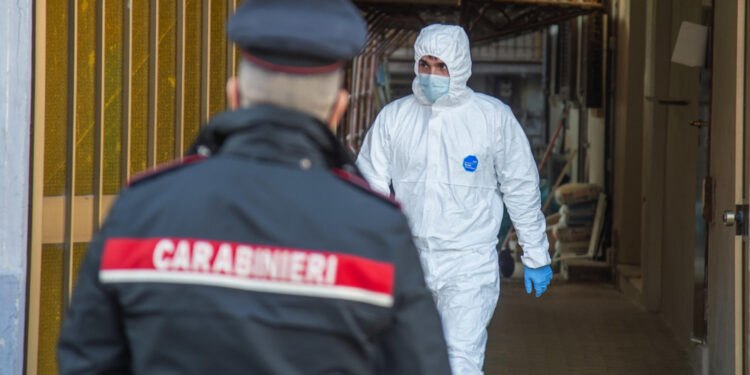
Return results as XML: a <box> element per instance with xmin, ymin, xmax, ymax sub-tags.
<box><xmin>707</xmin><ymin>0</ymin><xmax>746</xmax><ymax>373</ymax></box>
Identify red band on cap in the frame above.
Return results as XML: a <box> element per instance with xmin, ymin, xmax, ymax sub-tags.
<box><xmin>242</xmin><ymin>51</ymin><xmax>342</xmax><ymax>75</ymax></box>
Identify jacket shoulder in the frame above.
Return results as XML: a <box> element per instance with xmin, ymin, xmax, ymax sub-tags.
<box><xmin>380</xmin><ymin>95</ymin><xmax>417</xmax><ymax>115</ymax></box>
<box><xmin>128</xmin><ymin>154</ymin><xmax>207</xmax><ymax>187</ymax></box>
<box><xmin>472</xmin><ymin>92</ymin><xmax>512</xmax><ymax>110</ymax></box>
<box><xmin>374</xmin><ymin>95</ymin><xmax>420</xmax><ymax>134</ymax></box>
<box><xmin>389</xmin><ymin>94</ymin><xmax>417</xmax><ymax>106</ymax></box>
<box><xmin>469</xmin><ymin>93</ymin><xmax>518</xmax><ymax>129</ymax></box>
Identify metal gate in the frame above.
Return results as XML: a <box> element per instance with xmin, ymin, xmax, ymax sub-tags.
<box><xmin>27</xmin><ymin>1</ymin><xmax>240</xmax><ymax>373</ymax></box>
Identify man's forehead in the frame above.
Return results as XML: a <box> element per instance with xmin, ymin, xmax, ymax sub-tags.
<box><xmin>420</xmin><ymin>55</ymin><xmax>445</xmax><ymax>63</ymax></box>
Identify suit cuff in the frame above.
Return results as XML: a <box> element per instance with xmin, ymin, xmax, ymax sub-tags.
<box><xmin>520</xmin><ymin>246</ymin><xmax>551</xmax><ymax>269</ymax></box>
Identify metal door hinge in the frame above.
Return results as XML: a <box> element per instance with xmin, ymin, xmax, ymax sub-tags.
<box><xmin>722</xmin><ymin>204</ymin><xmax>749</xmax><ymax>236</ymax></box>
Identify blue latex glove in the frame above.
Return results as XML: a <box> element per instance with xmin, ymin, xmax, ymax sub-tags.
<box><xmin>524</xmin><ymin>266</ymin><xmax>553</xmax><ymax>298</ymax></box>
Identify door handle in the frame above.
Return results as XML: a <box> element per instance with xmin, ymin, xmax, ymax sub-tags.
<box><xmin>723</xmin><ymin>204</ymin><xmax>749</xmax><ymax>236</ymax></box>
<box><xmin>722</xmin><ymin>210</ymin><xmax>737</xmax><ymax>226</ymax></box>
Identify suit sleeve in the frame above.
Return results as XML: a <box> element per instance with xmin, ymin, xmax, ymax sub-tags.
<box><xmin>494</xmin><ymin>108</ymin><xmax>551</xmax><ymax>269</ymax></box>
<box><xmin>376</xmin><ymin>219</ymin><xmax>452</xmax><ymax>375</ymax></box>
<box><xmin>57</xmin><ymin>219</ymin><xmax>130</xmax><ymax>375</ymax></box>
<box><xmin>356</xmin><ymin>111</ymin><xmax>393</xmax><ymax>196</ymax></box>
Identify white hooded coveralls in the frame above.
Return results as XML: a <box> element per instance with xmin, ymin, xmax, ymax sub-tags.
<box><xmin>356</xmin><ymin>25</ymin><xmax>550</xmax><ymax>375</ymax></box>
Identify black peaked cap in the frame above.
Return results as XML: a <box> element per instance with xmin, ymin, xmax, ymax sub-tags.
<box><xmin>227</xmin><ymin>0</ymin><xmax>367</xmax><ymax>70</ymax></box>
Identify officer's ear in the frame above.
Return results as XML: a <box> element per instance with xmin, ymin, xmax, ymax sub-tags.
<box><xmin>327</xmin><ymin>89</ymin><xmax>349</xmax><ymax>131</ymax></box>
<box><xmin>227</xmin><ymin>77</ymin><xmax>240</xmax><ymax>110</ymax></box>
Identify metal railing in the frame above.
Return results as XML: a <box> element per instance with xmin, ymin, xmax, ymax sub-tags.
<box><xmin>343</xmin><ymin>12</ymin><xmax>417</xmax><ymax>153</ymax></box>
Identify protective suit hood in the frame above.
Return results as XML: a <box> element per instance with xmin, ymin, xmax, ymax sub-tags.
<box><xmin>412</xmin><ymin>24</ymin><xmax>473</xmax><ymax>107</ymax></box>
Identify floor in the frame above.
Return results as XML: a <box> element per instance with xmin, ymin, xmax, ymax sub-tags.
<box><xmin>483</xmin><ymin>280</ymin><xmax>694</xmax><ymax>375</ymax></box>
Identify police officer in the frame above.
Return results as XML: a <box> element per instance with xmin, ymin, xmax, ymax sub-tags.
<box><xmin>57</xmin><ymin>1</ymin><xmax>451</xmax><ymax>374</ymax></box>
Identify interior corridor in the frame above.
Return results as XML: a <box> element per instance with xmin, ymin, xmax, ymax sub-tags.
<box><xmin>484</xmin><ymin>281</ymin><xmax>694</xmax><ymax>375</ymax></box>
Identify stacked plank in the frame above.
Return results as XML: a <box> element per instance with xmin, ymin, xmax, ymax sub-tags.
<box><xmin>553</xmin><ymin>184</ymin><xmax>603</xmax><ymax>256</ymax></box>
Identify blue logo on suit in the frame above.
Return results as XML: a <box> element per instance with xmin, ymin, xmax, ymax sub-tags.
<box><xmin>463</xmin><ymin>155</ymin><xmax>478</xmax><ymax>172</ymax></box>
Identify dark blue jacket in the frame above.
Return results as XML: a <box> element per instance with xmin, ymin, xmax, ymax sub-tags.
<box><xmin>57</xmin><ymin>105</ymin><xmax>451</xmax><ymax>375</ymax></box>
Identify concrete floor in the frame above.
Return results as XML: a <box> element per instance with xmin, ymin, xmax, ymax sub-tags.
<box><xmin>483</xmin><ymin>280</ymin><xmax>694</xmax><ymax>375</ymax></box>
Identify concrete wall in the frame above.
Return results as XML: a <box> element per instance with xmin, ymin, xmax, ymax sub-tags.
<box><xmin>623</xmin><ymin>0</ymin><xmax>745</xmax><ymax>371</ymax></box>
<box><xmin>639</xmin><ymin>0</ymin><xmax>715</xmax><ymax>363</ymax></box>
<box><xmin>616</xmin><ymin>0</ymin><xmax>704</xmax><ymax>352</ymax></box>
<box><xmin>612</xmin><ymin>0</ymin><xmax>646</xmax><ymax>265</ymax></box>
<box><xmin>640</xmin><ymin>0</ymin><xmax>671</xmax><ymax>315</ymax></box>
<box><xmin>659</xmin><ymin>0</ymin><xmax>702</xmax><ymax>349</ymax></box>
<box><xmin>0</xmin><ymin>1</ymin><xmax>33</xmax><ymax>374</ymax></box>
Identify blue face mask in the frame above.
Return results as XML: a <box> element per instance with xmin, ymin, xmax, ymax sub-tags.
<box><xmin>418</xmin><ymin>73</ymin><xmax>450</xmax><ymax>103</ymax></box>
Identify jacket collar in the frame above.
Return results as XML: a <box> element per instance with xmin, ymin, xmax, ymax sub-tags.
<box><xmin>188</xmin><ymin>104</ymin><xmax>359</xmax><ymax>173</ymax></box>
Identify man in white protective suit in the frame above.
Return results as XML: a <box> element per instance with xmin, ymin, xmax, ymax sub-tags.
<box><xmin>356</xmin><ymin>24</ymin><xmax>553</xmax><ymax>375</ymax></box>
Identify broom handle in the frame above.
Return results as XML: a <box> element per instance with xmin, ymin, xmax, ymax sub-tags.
<box><xmin>541</xmin><ymin>149</ymin><xmax>578</xmax><ymax>213</ymax></box>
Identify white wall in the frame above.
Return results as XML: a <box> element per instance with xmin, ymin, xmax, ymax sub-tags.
<box><xmin>0</xmin><ymin>0</ymin><xmax>32</xmax><ymax>373</ymax></box>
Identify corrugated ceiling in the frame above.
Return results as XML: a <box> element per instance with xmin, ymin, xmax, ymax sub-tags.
<box><xmin>354</xmin><ymin>0</ymin><xmax>606</xmax><ymax>44</ymax></box>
